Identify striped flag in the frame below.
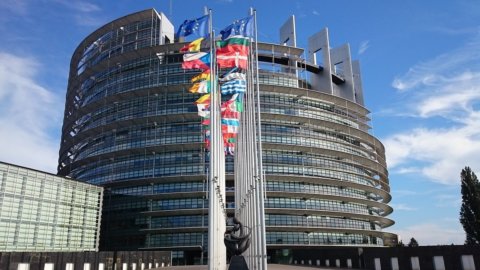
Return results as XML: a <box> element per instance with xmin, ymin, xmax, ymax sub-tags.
<box><xmin>221</xmin><ymin>118</ymin><xmax>239</xmax><ymax>126</ymax></box>
<box><xmin>182</xmin><ymin>52</ymin><xmax>211</xmax><ymax>70</ymax></box>
<box><xmin>216</xmin><ymin>36</ymin><xmax>250</xmax><ymax>54</ymax></box>
<box><xmin>221</xmin><ymin>93</ymin><xmax>244</xmax><ymax>113</ymax></box>
<box><xmin>219</xmin><ymin>72</ymin><xmax>246</xmax><ymax>82</ymax></box>
<box><xmin>220</xmin><ymin>79</ymin><xmax>246</xmax><ymax>95</ymax></box>
<box><xmin>195</xmin><ymin>93</ymin><xmax>210</xmax><ymax>104</ymax></box>
<box><xmin>222</xmin><ymin>110</ymin><xmax>240</xmax><ymax>119</ymax></box>
<box><xmin>223</xmin><ymin>132</ymin><xmax>237</xmax><ymax>142</ymax></box>
<box><xmin>189</xmin><ymin>80</ymin><xmax>210</xmax><ymax>93</ymax></box>
<box><xmin>180</xmin><ymin>37</ymin><xmax>204</xmax><ymax>52</ymax></box>
<box><xmin>216</xmin><ymin>36</ymin><xmax>249</xmax><ymax>69</ymax></box>
<box><xmin>191</xmin><ymin>70</ymin><xmax>211</xmax><ymax>83</ymax></box>
<box><xmin>217</xmin><ymin>51</ymin><xmax>248</xmax><ymax>69</ymax></box>
<box><xmin>222</xmin><ymin>125</ymin><xmax>239</xmax><ymax>134</ymax></box>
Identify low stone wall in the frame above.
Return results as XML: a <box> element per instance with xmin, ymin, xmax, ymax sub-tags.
<box><xmin>0</xmin><ymin>251</ymin><xmax>171</xmax><ymax>270</ymax></box>
<box><xmin>362</xmin><ymin>245</ymin><xmax>480</xmax><ymax>270</ymax></box>
<box><xmin>2</xmin><ymin>246</ymin><xmax>480</xmax><ymax>270</ymax></box>
<box><xmin>285</xmin><ymin>245</ymin><xmax>480</xmax><ymax>270</ymax></box>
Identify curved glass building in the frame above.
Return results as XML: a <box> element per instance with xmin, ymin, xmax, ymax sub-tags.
<box><xmin>58</xmin><ymin>8</ymin><xmax>396</xmax><ymax>263</ymax></box>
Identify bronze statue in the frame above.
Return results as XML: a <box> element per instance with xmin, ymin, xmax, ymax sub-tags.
<box><xmin>224</xmin><ymin>217</ymin><xmax>251</xmax><ymax>256</ymax></box>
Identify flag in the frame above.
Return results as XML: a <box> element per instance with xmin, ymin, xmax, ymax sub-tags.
<box><xmin>191</xmin><ymin>70</ymin><xmax>211</xmax><ymax>83</ymax></box>
<box><xmin>217</xmin><ymin>51</ymin><xmax>248</xmax><ymax>69</ymax></box>
<box><xmin>182</xmin><ymin>52</ymin><xmax>211</xmax><ymax>70</ymax></box>
<box><xmin>195</xmin><ymin>93</ymin><xmax>210</xmax><ymax>104</ymax></box>
<box><xmin>216</xmin><ymin>36</ymin><xmax>249</xmax><ymax>69</ymax></box>
<box><xmin>189</xmin><ymin>80</ymin><xmax>210</xmax><ymax>93</ymax></box>
<box><xmin>202</xmin><ymin>119</ymin><xmax>210</xmax><ymax>126</ymax></box>
<box><xmin>180</xmin><ymin>37</ymin><xmax>204</xmax><ymax>52</ymax></box>
<box><xmin>205</xmin><ymin>139</ymin><xmax>210</xmax><ymax>149</ymax></box>
<box><xmin>222</xmin><ymin>93</ymin><xmax>243</xmax><ymax>113</ymax></box>
<box><xmin>225</xmin><ymin>143</ymin><xmax>235</xmax><ymax>156</ymax></box>
<box><xmin>221</xmin><ymin>98</ymin><xmax>241</xmax><ymax>118</ymax></box>
<box><xmin>220</xmin><ymin>79</ymin><xmax>246</xmax><ymax>95</ymax></box>
<box><xmin>222</xmin><ymin>109</ymin><xmax>240</xmax><ymax>119</ymax></box>
<box><xmin>235</xmin><ymin>93</ymin><xmax>244</xmax><ymax>112</ymax></box>
<box><xmin>223</xmin><ymin>132</ymin><xmax>237</xmax><ymax>141</ymax></box>
<box><xmin>220</xmin><ymin>16</ymin><xmax>254</xmax><ymax>40</ymax></box>
<box><xmin>221</xmin><ymin>118</ymin><xmax>239</xmax><ymax>126</ymax></box>
<box><xmin>177</xmin><ymin>15</ymin><xmax>209</xmax><ymax>38</ymax></box>
<box><xmin>222</xmin><ymin>125</ymin><xmax>239</xmax><ymax>134</ymax></box>
<box><xmin>216</xmin><ymin>36</ymin><xmax>250</xmax><ymax>54</ymax></box>
<box><xmin>197</xmin><ymin>103</ymin><xmax>210</xmax><ymax>118</ymax></box>
<box><xmin>219</xmin><ymin>72</ymin><xmax>246</xmax><ymax>82</ymax></box>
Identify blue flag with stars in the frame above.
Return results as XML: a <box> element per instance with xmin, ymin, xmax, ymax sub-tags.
<box><xmin>177</xmin><ymin>15</ymin><xmax>209</xmax><ymax>38</ymax></box>
<box><xmin>220</xmin><ymin>16</ymin><xmax>254</xmax><ymax>40</ymax></box>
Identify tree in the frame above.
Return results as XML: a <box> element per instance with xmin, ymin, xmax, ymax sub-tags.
<box><xmin>407</xmin><ymin>237</ymin><xmax>419</xmax><ymax>247</ymax></box>
<box><xmin>460</xmin><ymin>167</ymin><xmax>480</xmax><ymax>245</ymax></box>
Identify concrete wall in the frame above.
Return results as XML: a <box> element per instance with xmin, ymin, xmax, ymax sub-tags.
<box><xmin>363</xmin><ymin>246</ymin><xmax>480</xmax><ymax>270</ymax></box>
<box><xmin>281</xmin><ymin>245</ymin><xmax>480</xmax><ymax>270</ymax></box>
<box><xmin>0</xmin><ymin>251</ymin><xmax>170</xmax><ymax>270</ymax></box>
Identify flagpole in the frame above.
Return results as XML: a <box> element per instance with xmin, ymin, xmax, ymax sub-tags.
<box><xmin>253</xmin><ymin>8</ymin><xmax>268</xmax><ymax>270</ymax></box>
<box><xmin>245</xmin><ymin>8</ymin><xmax>257</xmax><ymax>269</ymax></box>
<box><xmin>207</xmin><ymin>8</ymin><xmax>214</xmax><ymax>269</ymax></box>
<box><xmin>207</xmin><ymin>8</ymin><xmax>227</xmax><ymax>270</ymax></box>
<box><xmin>207</xmin><ymin>8</ymin><xmax>215</xmax><ymax>270</ymax></box>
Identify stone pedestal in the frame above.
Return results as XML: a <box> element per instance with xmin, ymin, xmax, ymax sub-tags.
<box><xmin>228</xmin><ymin>256</ymin><xmax>248</xmax><ymax>270</ymax></box>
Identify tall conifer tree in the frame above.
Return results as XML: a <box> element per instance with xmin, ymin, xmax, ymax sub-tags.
<box><xmin>460</xmin><ymin>167</ymin><xmax>480</xmax><ymax>245</ymax></box>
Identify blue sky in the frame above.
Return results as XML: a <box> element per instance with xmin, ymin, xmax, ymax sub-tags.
<box><xmin>1</xmin><ymin>0</ymin><xmax>479</xmax><ymax>245</ymax></box>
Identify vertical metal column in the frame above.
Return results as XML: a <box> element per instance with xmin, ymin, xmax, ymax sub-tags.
<box><xmin>208</xmin><ymin>9</ymin><xmax>227</xmax><ymax>270</ymax></box>
<box><xmin>253</xmin><ymin>9</ymin><xmax>268</xmax><ymax>270</ymax></box>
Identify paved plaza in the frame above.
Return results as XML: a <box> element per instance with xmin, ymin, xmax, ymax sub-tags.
<box><xmin>155</xmin><ymin>264</ymin><xmax>361</xmax><ymax>270</ymax></box>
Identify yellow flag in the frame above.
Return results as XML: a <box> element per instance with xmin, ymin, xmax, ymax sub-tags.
<box><xmin>195</xmin><ymin>93</ymin><xmax>210</xmax><ymax>104</ymax></box>
<box><xmin>189</xmin><ymin>81</ymin><xmax>211</xmax><ymax>93</ymax></box>
<box><xmin>180</xmin><ymin>37</ymin><xmax>204</xmax><ymax>52</ymax></box>
<box><xmin>191</xmin><ymin>71</ymin><xmax>211</xmax><ymax>83</ymax></box>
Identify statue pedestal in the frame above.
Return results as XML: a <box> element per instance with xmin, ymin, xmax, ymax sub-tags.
<box><xmin>228</xmin><ymin>256</ymin><xmax>249</xmax><ymax>270</ymax></box>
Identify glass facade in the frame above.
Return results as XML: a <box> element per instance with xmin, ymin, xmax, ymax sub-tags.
<box><xmin>0</xmin><ymin>162</ymin><xmax>103</xmax><ymax>252</ymax></box>
<box><xmin>58</xmin><ymin>8</ymin><xmax>396</xmax><ymax>261</ymax></box>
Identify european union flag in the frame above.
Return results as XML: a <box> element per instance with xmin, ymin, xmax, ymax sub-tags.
<box><xmin>220</xmin><ymin>16</ymin><xmax>254</xmax><ymax>40</ymax></box>
<box><xmin>177</xmin><ymin>15</ymin><xmax>209</xmax><ymax>38</ymax></box>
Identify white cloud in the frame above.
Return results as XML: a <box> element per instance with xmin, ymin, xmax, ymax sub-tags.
<box><xmin>53</xmin><ymin>0</ymin><xmax>101</xmax><ymax>13</ymax></box>
<box><xmin>392</xmin><ymin>35</ymin><xmax>480</xmax><ymax>92</ymax></box>
<box><xmin>358</xmin><ymin>40</ymin><xmax>370</xmax><ymax>55</ymax></box>
<box><xmin>0</xmin><ymin>52</ymin><xmax>62</xmax><ymax>173</ymax></box>
<box><xmin>312</xmin><ymin>10</ymin><xmax>319</xmax><ymax>16</ymax></box>
<box><xmin>51</xmin><ymin>0</ymin><xmax>102</xmax><ymax>27</ymax></box>
<box><xmin>385</xmin><ymin>126</ymin><xmax>480</xmax><ymax>185</ymax></box>
<box><xmin>74</xmin><ymin>14</ymin><xmax>104</xmax><ymax>27</ymax></box>
<box><xmin>392</xmin><ymin>223</ymin><xmax>464</xmax><ymax>245</ymax></box>
<box><xmin>70</xmin><ymin>2</ymin><xmax>100</xmax><ymax>12</ymax></box>
<box><xmin>429</xmin><ymin>26</ymin><xmax>480</xmax><ymax>36</ymax></box>
<box><xmin>390</xmin><ymin>203</ymin><xmax>417</xmax><ymax>211</ymax></box>
<box><xmin>392</xmin><ymin>166</ymin><xmax>422</xmax><ymax>175</ymax></box>
<box><xmin>385</xmin><ymin>33</ymin><xmax>480</xmax><ymax>184</ymax></box>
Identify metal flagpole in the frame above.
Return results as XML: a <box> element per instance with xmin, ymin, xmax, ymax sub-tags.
<box><xmin>207</xmin><ymin>8</ymin><xmax>215</xmax><ymax>269</ymax></box>
<box><xmin>208</xmin><ymin>8</ymin><xmax>227</xmax><ymax>270</ymax></box>
<box><xmin>253</xmin><ymin>8</ymin><xmax>268</xmax><ymax>270</ymax></box>
<box><xmin>246</xmin><ymin>13</ymin><xmax>259</xmax><ymax>267</ymax></box>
